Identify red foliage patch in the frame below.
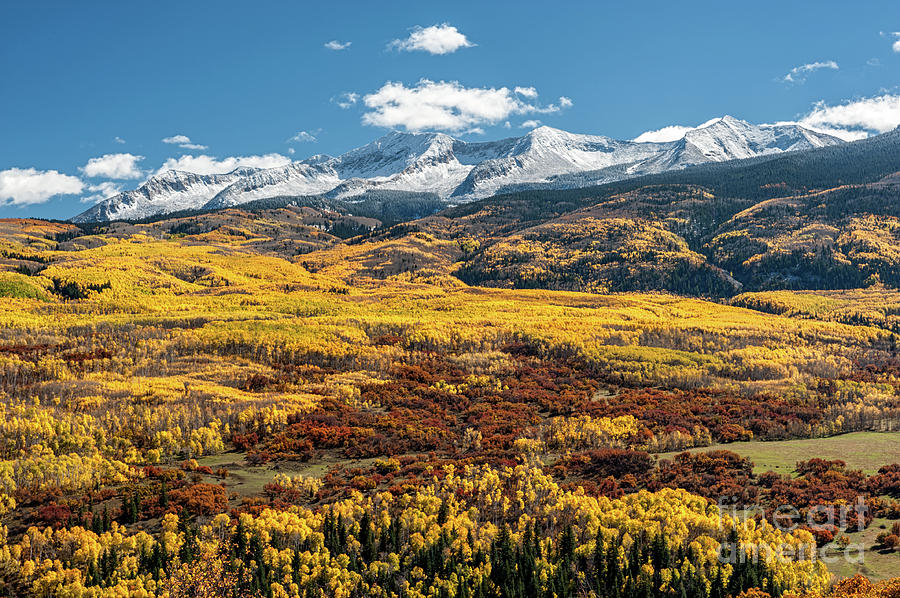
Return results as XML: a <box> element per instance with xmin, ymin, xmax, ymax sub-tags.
<box><xmin>168</xmin><ymin>483</ymin><xmax>227</xmax><ymax>516</ymax></box>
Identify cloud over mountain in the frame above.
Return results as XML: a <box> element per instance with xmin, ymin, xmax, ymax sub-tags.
<box><xmin>361</xmin><ymin>79</ymin><xmax>570</xmax><ymax>132</ymax></box>
<box><xmin>796</xmin><ymin>94</ymin><xmax>900</xmax><ymax>140</ymax></box>
<box><xmin>82</xmin><ymin>153</ymin><xmax>144</xmax><ymax>179</ymax></box>
<box><xmin>156</xmin><ymin>154</ymin><xmax>292</xmax><ymax>176</ymax></box>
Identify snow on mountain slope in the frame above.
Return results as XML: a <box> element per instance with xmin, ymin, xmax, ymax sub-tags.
<box><xmin>203</xmin><ymin>162</ymin><xmax>342</xmax><ymax>210</ymax></box>
<box><xmin>638</xmin><ymin>116</ymin><xmax>842</xmax><ymax>174</ymax></box>
<box><xmin>336</xmin><ymin>131</ymin><xmax>457</xmax><ymax>178</ymax></box>
<box><xmin>72</xmin><ymin>116</ymin><xmax>845</xmax><ymax>222</ymax></box>
<box><xmin>331</xmin><ymin>131</ymin><xmax>477</xmax><ymax>198</ymax></box>
<box><xmin>73</xmin><ymin>170</ymin><xmax>251</xmax><ymax>222</ymax></box>
<box><xmin>678</xmin><ymin>116</ymin><xmax>839</xmax><ymax>164</ymax></box>
<box><xmin>452</xmin><ymin>127</ymin><xmax>668</xmax><ymax>198</ymax></box>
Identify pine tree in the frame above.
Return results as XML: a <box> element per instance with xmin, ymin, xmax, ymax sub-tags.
<box><xmin>593</xmin><ymin>535</ymin><xmax>607</xmax><ymax>591</ymax></box>
<box><xmin>490</xmin><ymin>524</ymin><xmax>517</xmax><ymax>596</ymax></box>
<box><xmin>359</xmin><ymin>510</ymin><xmax>376</xmax><ymax>562</ymax></box>
<box><xmin>91</xmin><ymin>509</ymin><xmax>102</xmax><ymax>535</ymax></box>
<box><xmin>437</xmin><ymin>499</ymin><xmax>449</xmax><ymax>525</ymax></box>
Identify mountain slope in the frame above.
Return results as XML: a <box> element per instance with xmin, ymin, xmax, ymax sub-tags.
<box><xmin>58</xmin><ymin>125</ymin><xmax>900</xmax><ymax>298</ymax></box>
<box><xmin>445</xmin><ymin>129</ymin><xmax>900</xmax><ymax>296</ymax></box>
<box><xmin>74</xmin><ymin>170</ymin><xmax>251</xmax><ymax>222</ymax></box>
<box><xmin>72</xmin><ymin>117</ymin><xmax>843</xmax><ymax>222</ymax></box>
<box><xmin>332</xmin><ymin>127</ymin><xmax>900</xmax><ymax>296</ymax></box>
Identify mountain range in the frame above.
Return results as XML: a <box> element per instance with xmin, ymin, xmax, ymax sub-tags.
<box><xmin>72</xmin><ymin>116</ymin><xmax>842</xmax><ymax>223</ymax></box>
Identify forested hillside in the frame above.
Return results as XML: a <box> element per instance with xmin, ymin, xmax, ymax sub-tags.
<box><xmin>58</xmin><ymin>129</ymin><xmax>900</xmax><ymax>299</ymax></box>
<box><xmin>0</xmin><ymin>127</ymin><xmax>898</xmax><ymax>597</ymax></box>
<box><xmin>427</xmin><ymin>129</ymin><xmax>900</xmax><ymax>296</ymax></box>
<box><xmin>0</xmin><ymin>214</ymin><xmax>898</xmax><ymax>595</ymax></box>
<box><xmin>10</xmin><ymin>1</ymin><xmax>900</xmax><ymax>596</ymax></box>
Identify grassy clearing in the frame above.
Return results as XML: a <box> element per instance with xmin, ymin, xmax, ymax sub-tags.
<box><xmin>825</xmin><ymin>518</ymin><xmax>900</xmax><ymax>582</ymax></box>
<box><xmin>656</xmin><ymin>431</ymin><xmax>900</xmax><ymax>475</ymax></box>
<box><xmin>657</xmin><ymin>434</ymin><xmax>900</xmax><ymax>581</ymax></box>
<box><xmin>196</xmin><ymin>452</ymin><xmax>380</xmax><ymax>498</ymax></box>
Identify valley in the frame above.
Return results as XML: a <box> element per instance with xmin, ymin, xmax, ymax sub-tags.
<box><xmin>7</xmin><ymin>3</ymin><xmax>900</xmax><ymax>596</ymax></box>
<box><xmin>2</xmin><ymin>169</ymin><xmax>900</xmax><ymax>593</ymax></box>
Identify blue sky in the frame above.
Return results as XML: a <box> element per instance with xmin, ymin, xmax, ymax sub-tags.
<box><xmin>1</xmin><ymin>0</ymin><xmax>899</xmax><ymax>219</ymax></box>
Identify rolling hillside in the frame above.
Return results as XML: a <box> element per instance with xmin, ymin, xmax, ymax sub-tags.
<box><xmin>37</xmin><ymin>127</ymin><xmax>900</xmax><ymax>299</ymax></box>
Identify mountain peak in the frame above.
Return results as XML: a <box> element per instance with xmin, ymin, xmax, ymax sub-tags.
<box><xmin>372</xmin><ymin>129</ymin><xmax>452</xmax><ymax>143</ymax></box>
<box><xmin>525</xmin><ymin>125</ymin><xmax>603</xmax><ymax>141</ymax></box>
<box><xmin>72</xmin><ymin>118</ymin><xmax>848</xmax><ymax>223</ymax></box>
<box><xmin>676</xmin><ymin>115</ymin><xmax>843</xmax><ymax>165</ymax></box>
<box><xmin>528</xmin><ymin>125</ymin><xmax>566</xmax><ymax>135</ymax></box>
<box><xmin>357</xmin><ymin>129</ymin><xmax>456</xmax><ymax>153</ymax></box>
<box><xmin>695</xmin><ymin>115</ymin><xmax>751</xmax><ymax>131</ymax></box>
<box><xmin>154</xmin><ymin>169</ymin><xmax>188</xmax><ymax>180</ymax></box>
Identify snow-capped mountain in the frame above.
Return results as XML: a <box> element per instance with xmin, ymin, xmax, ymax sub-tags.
<box><xmin>653</xmin><ymin>116</ymin><xmax>843</xmax><ymax>169</ymax></box>
<box><xmin>72</xmin><ymin>116</ymin><xmax>843</xmax><ymax>222</ymax></box>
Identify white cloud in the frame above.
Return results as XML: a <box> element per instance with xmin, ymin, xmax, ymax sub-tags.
<box><xmin>80</xmin><ymin>181</ymin><xmax>123</xmax><ymax>204</ymax></box>
<box><xmin>782</xmin><ymin>60</ymin><xmax>838</xmax><ymax>83</ymax></box>
<box><xmin>324</xmin><ymin>40</ymin><xmax>351</xmax><ymax>50</ymax></box>
<box><xmin>559</xmin><ymin>96</ymin><xmax>573</xmax><ymax>108</ymax></box>
<box><xmin>81</xmin><ymin>153</ymin><xmax>144</xmax><ymax>179</ymax></box>
<box><xmin>162</xmin><ymin>134</ymin><xmax>207</xmax><ymax>150</ymax></box>
<box><xmin>0</xmin><ymin>168</ymin><xmax>84</xmax><ymax>205</ymax></box>
<box><xmin>634</xmin><ymin>125</ymin><xmax>696</xmax><ymax>143</ymax></box>
<box><xmin>332</xmin><ymin>92</ymin><xmax>359</xmax><ymax>109</ymax></box>
<box><xmin>162</xmin><ymin>134</ymin><xmax>191</xmax><ymax>144</ymax></box>
<box><xmin>788</xmin><ymin>124</ymin><xmax>870</xmax><ymax>142</ymax></box>
<box><xmin>289</xmin><ymin>131</ymin><xmax>317</xmax><ymax>143</ymax></box>
<box><xmin>156</xmin><ymin>154</ymin><xmax>292</xmax><ymax>175</ymax></box>
<box><xmin>794</xmin><ymin>94</ymin><xmax>900</xmax><ymax>139</ymax></box>
<box><xmin>114</xmin><ymin>136</ymin><xmax>126</xmax><ymax>144</ymax></box>
<box><xmin>633</xmin><ymin>118</ymin><xmax>726</xmax><ymax>143</ymax></box>
<box><xmin>514</xmin><ymin>86</ymin><xmax>538</xmax><ymax>99</ymax></box>
<box><xmin>520</xmin><ymin>119</ymin><xmax>542</xmax><ymax>129</ymax></box>
<box><xmin>361</xmin><ymin>79</ymin><xmax>571</xmax><ymax>132</ymax></box>
<box><xmin>390</xmin><ymin>24</ymin><xmax>475</xmax><ymax>55</ymax></box>
<box><xmin>287</xmin><ymin>148</ymin><xmax>296</xmax><ymax>155</ymax></box>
